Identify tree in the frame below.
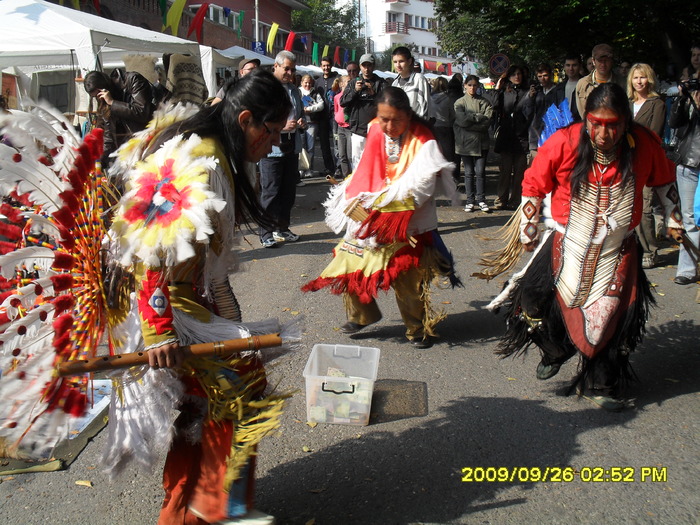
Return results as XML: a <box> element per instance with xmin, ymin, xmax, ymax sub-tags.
<box><xmin>435</xmin><ymin>0</ymin><xmax>700</xmax><ymax>80</ymax></box>
<box><xmin>292</xmin><ymin>0</ymin><xmax>364</xmax><ymax>60</ymax></box>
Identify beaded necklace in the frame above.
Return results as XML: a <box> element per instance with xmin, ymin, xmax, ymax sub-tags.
<box><xmin>385</xmin><ymin>134</ymin><xmax>403</xmax><ymax>164</ymax></box>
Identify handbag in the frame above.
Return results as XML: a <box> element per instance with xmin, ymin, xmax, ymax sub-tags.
<box><xmin>298</xmin><ymin>148</ymin><xmax>311</xmax><ymax>171</ymax></box>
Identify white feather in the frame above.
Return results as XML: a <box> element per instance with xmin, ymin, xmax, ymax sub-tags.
<box><xmin>0</xmin><ymin>246</ymin><xmax>57</xmax><ymax>279</ymax></box>
<box><xmin>0</xmin><ymin>143</ymin><xmax>67</xmax><ymax>213</ymax></box>
<box><xmin>21</xmin><ymin>213</ymin><xmax>64</xmax><ymax>241</ymax></box>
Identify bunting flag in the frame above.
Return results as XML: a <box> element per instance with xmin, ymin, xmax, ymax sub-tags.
<box><xmin>312</xmin><ymin>42</ymin><xmax>319</xmax><ymax>66</ymax></box>
<box><xmin>92</xmin><ymin>0</ymin><xmax>101</xmax><ymax>14</ymax></box>
<box><xmin>158</xmin><ymin>0</ymin><xmax>167</xmax><ymax>25</ymax></box>
<box><xmin>301</xmin><ymin>36</ymin><xmax>308</xmax><ymax>52</ymax></box>
<box><xmin>322</xmin><ymin>45</ymin><xmax>330</xmax><ymax>59</ymax></box>
<box><xmin>187</xmin><ymin>3</ymin><xmax>209</xmax><ymax>43</ymax></box>
<box><xmin>237</xmin><ymin>10</ymin><xmax>244</xmax><ymax>39</ymax></box>
<box><xmin>343</xmin><ymin>49</ymin><xmax>350</xmax><ymax>66</ymax></box>
<box><xmin>266</xmin><ymin>22</ymin><xmax>279</xmax><ymax>55</ymax></box>
<box><xmin>163</xmin><ymin>0</ymin><xmax>187</xmax><ymax>35</ymax></box>
<box><xmin>71</xmin><ymin>0</ymin><xmax>80</xmax><ymax>9</ymax></box>
<box><xmin>333</xmin><ymin>46</ymin><xmax>341</xmax><ymax>67</ymax></box>
<box><xmin>284</xmin><ymin>31</ymin><xmax>296</xmax><ymax>52</ymax></box>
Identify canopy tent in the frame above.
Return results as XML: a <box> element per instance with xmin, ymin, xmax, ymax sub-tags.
<box><xmin>219</xmin><ymin>46</ymin><xmax>276</xmax><ymax>67</ymax></box>
<box><xmin>0</xmin><ymin>0</ymin><xmax>234</xmax><ymax>99</ymax></box>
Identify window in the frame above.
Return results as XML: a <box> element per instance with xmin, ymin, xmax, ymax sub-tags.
<box><xmin>406</xmin><ymin>15</ymin><xmax>413</xmax><ymax>27</ymax></box>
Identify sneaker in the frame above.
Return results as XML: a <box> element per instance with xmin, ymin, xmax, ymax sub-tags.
<box><xmin>272</xmin><ymin>230</ymin><xmax>299</xmax><ymax>242</ymax></box>
<box><xmin>216</xmin><ymin>509</ymin><xmax>275</xmax><ymax>525</ymax></box>
<box><xmin>641</xmin><ymin>253</ymin><xmax>656</xmax><ymax>269</ymax></box>
<box><xmin>296</xmin><ymin>180</ymin><xmax>306</xmax><ymax>187</ymax></box>
<box><xmin>464</xmin><ymin>203</ymin><xmax>474</xmax><ymax>212</ymax></box>
<box><xmin>260</xmin><ymin>237</ymin><xmax>278</xmax><ymax>248</ymax></box>
<box><xmin>478</xmin><ymin>202</ymin><xmax>491</xmax><ymax>213</ymax></box>
<box><xmin>582</xmin><ymin>394</ymin><xmax>632</xmax><ymax>412</ymax></box>
<box><xmin>303</xmin><ymin>170</ymin><xmax>315</xmax><ymax>179</ymax></box>
<box><xmin>536</xmin><ymin>360</ymin><xmax>561</xmax><ymax>380</ymax></box>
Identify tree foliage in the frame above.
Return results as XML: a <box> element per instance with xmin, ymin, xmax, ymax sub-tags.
<box><xmin>292</xmin><ymin>0</ymin><xmax>364</xmax><ymax>53</ymax></box>
<box><xmin>435</xmin><ymin>0</ymin><xmax>700</xmax><ymax>79</ymax></box>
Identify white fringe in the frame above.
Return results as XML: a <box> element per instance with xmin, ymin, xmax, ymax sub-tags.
<box><xmin>103</xmin><ymin>295</ymin><xmax>297</xmax><ymax>477</ymax></box>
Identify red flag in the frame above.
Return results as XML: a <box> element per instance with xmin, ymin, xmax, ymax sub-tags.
<box><xmin>284</xmin><ymin>31</ymin><xmax>296</xmax><ymax>52</ymax></box>
<box><xmin>92</xmin><ymin>0</ymin><xmax>101</xmax><ymax>14</ymax></box>
<box><xmin>187</xmin><ymin>3</ymin><xmax>209</xmax><ymax>43</ymax></box>
<box><xmin>333</xmin><ymin>46</ymin><xmax>341</xmax><ymax>66</ymax></box>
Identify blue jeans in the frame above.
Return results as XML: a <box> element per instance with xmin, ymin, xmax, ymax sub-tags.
<box><xmin>462</xmin><ymin>153</ymin><xmax>487</xmax><ymax>204</ymax></box>
<box><xmin>676</xmin><ymin>164</ymin><xmax>700</xmax><ymax>278</ymax></box>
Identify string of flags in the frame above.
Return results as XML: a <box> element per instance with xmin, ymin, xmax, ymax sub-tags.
<box><xmin>64</xmin><ymin>0</ymin><xmax>362</xmax><ymax>66</ymax></box>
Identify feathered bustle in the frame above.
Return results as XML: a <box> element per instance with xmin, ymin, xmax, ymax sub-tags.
<box><xmin>0</xmin><ymin>104</ymin><xmax>109</xmax><ymax>457</ymax></box>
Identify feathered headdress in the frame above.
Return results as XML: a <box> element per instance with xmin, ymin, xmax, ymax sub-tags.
<box><xmin>0</xmin><ymin>104</ymin><xmax>110</xmax><ymax>457</ymax></box>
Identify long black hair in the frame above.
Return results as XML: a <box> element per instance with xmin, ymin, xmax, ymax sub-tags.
<box><xmin>146</xmin><ymin>69</ymin><xmax>292</xmax><ymax>229</ymax></box>
<box><xmin>570</xmin><ymin>82</ymin><xmax>641</xmax><ymax>197</ymax></box>
<box><xmin>375</xmin><ymin>86</ymin><xmax>432</xmax><ymax>130</ymax></box>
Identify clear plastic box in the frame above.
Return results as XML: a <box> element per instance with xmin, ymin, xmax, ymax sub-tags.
<box><xmin>303</xmin><ymin>344</ymin><xmax>381</xmax><ymax>426</ymax></box>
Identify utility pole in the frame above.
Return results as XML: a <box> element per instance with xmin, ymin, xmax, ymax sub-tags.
<box><xmin>255</xmin><ymin>0</ymin><xmax>259</xmax><ymax>44</ymax></box>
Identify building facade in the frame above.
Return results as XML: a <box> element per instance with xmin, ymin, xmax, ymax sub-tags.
<box><xmin>350</xmin><ymin>0</ymin><xmax>452</xmax><ymax>74</ymax></box>
<box><xmin>57</xmin><ymin>0</ymin><xmax>311</xmax><ymax>63</ymax></box>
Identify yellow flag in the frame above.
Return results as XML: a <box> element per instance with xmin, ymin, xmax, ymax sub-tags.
<box><xmin>322</xmin><ymin>45</ymin><xmax>330</xmax><ymax>59</ymax></box>
<box><xmin>267</xmin><ymin>23</ymin><xmax>279</xmax><ymax>55</ymax></box>
<box><xmin>163</xmin><ymin>0</ymin><xmax>187</xmax><ymax>35</ymax></box>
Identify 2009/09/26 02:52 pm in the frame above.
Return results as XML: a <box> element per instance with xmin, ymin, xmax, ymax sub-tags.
<box><xmin>460</xmin><ymin>466</ymin><xmax>668</xmax><ymax>483</ymax></box>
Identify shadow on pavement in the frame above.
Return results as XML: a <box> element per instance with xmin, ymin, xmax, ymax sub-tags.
<box><xmin>257</xmin><ymin>396</ymin><xmax>635</xmax><ymax>524</ymax></box>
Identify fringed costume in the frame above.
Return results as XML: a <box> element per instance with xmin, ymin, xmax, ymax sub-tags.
<box><xmin>483</xmin><ymin>123</ymin><xmax>682</xmax><ymax>402</ymax></box>
<box><xmin>0</xmin><ymin>103</ymin><xmax>294</xmax><ymax>523</ymax></box>
<box><xmin>107</xmin><ymin>115</ymin><xmax>295</xmax><ymax>524</ymax></box>
<box><xmin>302</xmin><ymin>118</ymin><xmax>460</xmax><ymax>342</ymax></box>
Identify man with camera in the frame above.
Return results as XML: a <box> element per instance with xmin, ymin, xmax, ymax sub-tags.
<box><xmin>669</xmin><ymin>48</ymin><xmax>700</xmax><ymax>285</ymax></box>
<box><xmin>526</xmin><ymin>63</ymin><xmax>565</xmax><ymax>157</ymax></box>
<box><xmin>340</xmin><ymin>53</ymin><xmax>385</xmax><ymax>167</ymax></box>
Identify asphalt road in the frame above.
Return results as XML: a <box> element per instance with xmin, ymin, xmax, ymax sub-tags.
<box><xmin>1</xmin><ymin>168</ymin><xmax>698</xmax><ymax>525</ymax></box>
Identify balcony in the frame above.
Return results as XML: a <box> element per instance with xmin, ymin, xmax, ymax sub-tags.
<box><xmin>383</xmin><ymin>22</ymin><xmax>409</xmax><ymax>34</ymax></box>
<box><xmin>385</xmin><ymin>0</ymin><xmax>409</xmax><ymax>3</ymax></box>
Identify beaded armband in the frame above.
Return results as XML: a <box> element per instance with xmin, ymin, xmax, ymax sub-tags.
<box><xmin>520</xmin><ymin>196</ymin><xmax>542</xmax><ymax>244</ymax></box>
<box><xmin>654</xmin><ymin>182</ymin><xmax>683</xmax><ymax>230</ymax></box>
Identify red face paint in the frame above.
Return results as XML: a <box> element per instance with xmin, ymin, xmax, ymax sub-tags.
<box><xmin>586</xmin><ymin>111</ymin><xmax>624</xmax><ymax>149</ymax></box>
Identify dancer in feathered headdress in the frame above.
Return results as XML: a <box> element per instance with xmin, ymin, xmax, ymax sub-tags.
<box><xmin>303</xmin><ymin>87</ymin><xmax>461</xmax><ymax>349</ymax></box>
<box><xmin>0</xmin><ymin>69</ymin><xmax>300</xmax><ymax>525</ymax></box>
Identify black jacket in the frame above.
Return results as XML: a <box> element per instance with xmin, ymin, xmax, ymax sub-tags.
<box><xmin>669</xmin><ymin>94</ymin><xmax>700</xmax><ymax>168</ymax></box>
<box><xmin>98</xmin><ymin>70</ymin><xmax>154</xmax><ymax>165</ymax></box>
<box><xmin>339</xmin><ymin>74</ymin><xmax>385</xmax><ymax>137</ymax></box>
<box><xmin>526</xmin><ymin>84</ymin><xmax>566</xmax><ymax>150</ymax></box>
<box><xmin>315</xmin><ymin>72</ymin><xmax>338</xmax><ymax>117</ymax></box>
<box><xmin>492</xmin><ymin>85</ymin><xmax>534</xmax><ymax>154</ymax></box>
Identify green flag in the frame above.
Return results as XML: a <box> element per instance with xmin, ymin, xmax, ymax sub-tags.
<box><xmin>312</xmin><ymin>42</ymin><xmax>319</xmax><ymax>66</ymax></box>
<box><xmin>351</xmin><ymin>49</ymin><xmax>356</xmax><ymax>62</ymax></box>
<box><xmin>238</xmin><ymin>11</ymin><xmax>244</xmax><ymax>39</ymax></box>
<box><xmin>159</xmin><ymin>0</ymin><xmax>167</xmax><ymax>24</ymax></box>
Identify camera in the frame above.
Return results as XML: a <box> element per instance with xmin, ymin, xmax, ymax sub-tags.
<box><xmin>680</xmin><ymin>77</ymin><xmax>699</xmax><ymax>92</ymax></box>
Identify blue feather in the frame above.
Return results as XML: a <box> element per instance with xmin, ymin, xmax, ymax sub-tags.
<box><xmin>538</xmin><ymin>99</ymin><xmax>574</xmax><ymax>147</ymax></box>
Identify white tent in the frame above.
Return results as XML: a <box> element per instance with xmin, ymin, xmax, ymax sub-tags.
<box><xmin>219</xmin><ymin>46</ymin><xmax>275</xmax><ymax>67</ymax></box>
<box><xmin>0</xmin><ymin>0</ymin><xmax>234</xmax><ymax>98</ymax></box>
